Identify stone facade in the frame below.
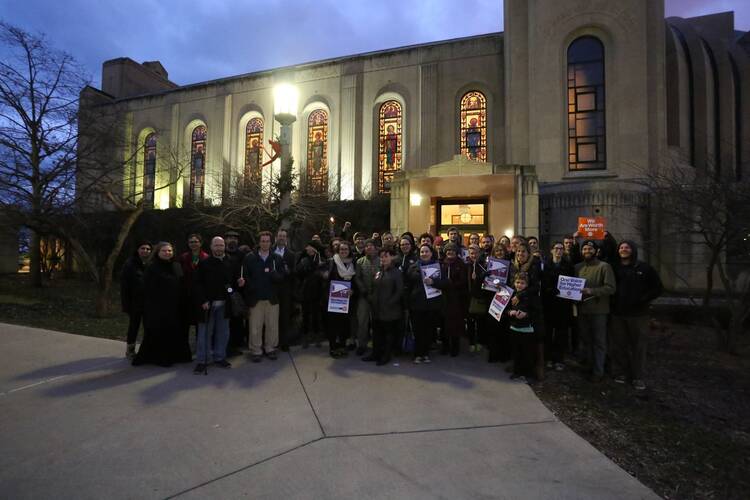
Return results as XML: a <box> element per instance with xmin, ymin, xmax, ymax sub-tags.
<box><xmin>78</xmin><ymin>0</ymin><xmax>750</xmax><ymax>290</ymax></box>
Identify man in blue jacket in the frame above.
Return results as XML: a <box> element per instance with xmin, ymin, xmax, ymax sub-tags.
<box><xmin>241</xmin><ymin>231</ymin><xmax>286</xmax><ymax>362</ymax></box>
<box><xmin>611</xmin><ymin>240</ymin><xmax>663</xmax><ymax>390</ymax></box>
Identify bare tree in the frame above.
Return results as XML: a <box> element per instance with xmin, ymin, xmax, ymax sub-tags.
<box><xmin>0</xmin><ymin>21</ymin><xmax>91</xmax><ymax>286</ymax></box>
<box><xmin>635</xmin><ymin>152</ymin><xmax>750</xmax><ymax>352</ymax></box>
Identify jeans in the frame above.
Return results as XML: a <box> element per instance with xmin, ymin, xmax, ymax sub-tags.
<box><xmin>196</xmin><ymin>303</ymin><xmax>230</xmax><ymax>363</ymax></box>
<box><xmin>578</xmin><ymin>314</ymin><xmax>608</xmax><ymax>376</ymax></box>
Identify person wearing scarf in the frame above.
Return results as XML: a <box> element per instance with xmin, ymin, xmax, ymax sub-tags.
<box><xmin>324</xmin><ymin>241</ymin><xmax>357</xmax><ymax>358</ymax></box>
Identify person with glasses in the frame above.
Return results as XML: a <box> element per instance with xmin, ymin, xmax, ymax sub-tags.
<box><xmin>541</xmin><ymin>241</ymin><xmax>575</xmax><ymax>371</ymax></box>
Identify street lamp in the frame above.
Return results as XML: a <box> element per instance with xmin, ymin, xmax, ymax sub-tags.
<box><xmin>273</xmin><ymin>83</ymin><xmax>298</xmax><ymax>227</ymax></box>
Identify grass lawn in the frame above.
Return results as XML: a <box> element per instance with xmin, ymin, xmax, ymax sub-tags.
<box><xmin>0</xmin><ymin>273</ymin><xmax>128</xmax><ymax>340</ymax></box>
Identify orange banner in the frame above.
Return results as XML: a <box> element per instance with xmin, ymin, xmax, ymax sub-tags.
<box><xmin>578</xmin><ymin>217</ymin><xmax>606</xmax><ymax>240</ymax></box>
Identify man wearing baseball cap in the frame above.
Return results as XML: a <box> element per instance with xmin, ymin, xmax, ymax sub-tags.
<box><xmin>574</xmin><ymin>239</ymin><xmax>616</xmax><ymax>382</ymax></box>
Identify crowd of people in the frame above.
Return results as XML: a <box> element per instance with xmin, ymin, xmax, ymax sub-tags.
<box><xmin>120</xmin><ymin>223</ymin><xmax>663</xmax><ymax>388</ymax></box>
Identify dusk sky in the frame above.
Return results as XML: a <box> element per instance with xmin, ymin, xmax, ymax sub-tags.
<box><xmin>3</xmin><ymin>0</ymin><xmax>749</xmax><ymax>88</ymax></box>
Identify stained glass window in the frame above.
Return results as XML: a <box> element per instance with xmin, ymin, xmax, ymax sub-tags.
<box><xmin>377</xmin><ymin>100</ymin><xmax>402</xmax><ymax>194</ymax></box>
<box><xmin>190</xmin><ymin>125</ymin><xmax>207</xmax><ymax>204</ymax></box>
<box><xmin>244</xmin><ymin>118</ymin><xmax>264</xmax><ymax>190</ymax></box>
<box><xmin>567</xmin><ymin>36</ymin><xmax>606</xmax><ymax>171</ymax></box>
<box><xmin>143</xmin><ymin>133</ymin><xmax>157</xmax><ymax>209</ymax></box>
<box><xmin>460</xmin><ymin>91</ymin><xmax>487</xmax><ymax>162</ymax></box>
<box><xmin>306</xmin><ymin>109</ymin><xmax>328</xmax><ymax>195</ymax></box>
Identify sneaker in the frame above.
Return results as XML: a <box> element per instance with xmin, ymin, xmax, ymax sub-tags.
<box><xmin>614</xmin><ymin>375</ymin><xmax>627</xmax><ymax>384</ymax></box>
<box><xmin>193</xmin><ymin>363</ymin><xmax>207</xmax><ymax>374</ymax></box>
<box><xmin>422</xmin><ymin>356</ymin><xmax>432</xmax><ymax>364</ymax></box>
<box><xmin>554</xmin><ymin>363</ymin><xmax>565</xmax><ymax>372</ymax></box>
<box><xmin>251</xmin><ymin>354</ymin><xmax>262</xmax><ymax>363</ymax></box>
<box><xmin>214</xmin><ymin>359</ymin><xmax>231</xmax><ymax>368</ymax></box>
<box><xmin>413</xmin><ymin>356</ymin><xmax>423</xmax><ymax>364</ymax></box>
<box><xmin>267</xmin><ymin>351</ymin><xmax>278</xmax><ymax>361</ymax></box>
<box><xmin>632</xmin><ymin>379</ymin><xmax>647</xmax><ymax>391</ymax></box>
<box><xmin>125</xmin><ymin>343</ymin><xmax>136</xmax><ymax>360</ymax></box>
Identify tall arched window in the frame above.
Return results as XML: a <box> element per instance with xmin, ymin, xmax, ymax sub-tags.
<box><xmin>306</xmin><ymin>109</ymin><xmax>328</xmax><ymax>195</ymax></box>
<box><xmin>244</xmin><ymin>118</ymin><xmax>264</xmax><ymax>189</ymax></box>
<box><xmin>567</xmin><ymin>36</ymin><xmax>606</xmax><ymax>171</ymax></box>
<box><xmin>143</xmin><ymin>133</ymin><xmax>157</xmax><ymax>208</ymax></box>
<box><xmin>190</xmin><ymin>125</ymin><xmax>207</xmax><ymax>204</ymax></box>
<box><xmin>460</xmin><ymin>91</ymin><xmax>487</xmax><ymax>162</ymax></box>
<box><xmin>377</xmin><ymin>100</ymin><xmax>402</xmax><ymax>194</ymax></box>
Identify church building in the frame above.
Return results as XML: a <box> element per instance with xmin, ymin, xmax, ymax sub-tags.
<box><xmin>79</xmin><ymin>0</ymin><xmax>750</xmax><ymax>289</ymax></box>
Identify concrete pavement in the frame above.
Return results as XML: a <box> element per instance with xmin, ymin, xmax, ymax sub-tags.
<box><xmin>0</xmin><ymin>323</ymin><xmax>659</xmax><ymax>499</ymax></box>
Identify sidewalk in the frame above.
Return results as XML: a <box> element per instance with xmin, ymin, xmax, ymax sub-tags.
<box><xmin>0</xmin><ymin>323</ymin><xmax>658</xmax><ymax>499</ymax></box>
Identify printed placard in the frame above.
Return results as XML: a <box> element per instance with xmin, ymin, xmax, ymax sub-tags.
<box><xmin>327</xmin><ymin>280</ymin><xmax>352</xmax><ymax>313</ymax></box>
<box><xmin>557</xmin><ymin>275</ymin><xmax>586</xmax><ymax>301</ymax></box>
<box><xmin>578</xmin><ymin>217</ymin><xmax>606</xmax><ymax>240</ymax></box>
<box><xmin>488</xmin><ymin>285</ymin><xmax>514</xmax><ymax>321</ymax></box>
<box><xmin>420</xmin><ymin>263</ymin><xmax>442</xmax><ymax>299</ymax></box>
<box><xmin>481</xmin><ymin>258</ymin><xmax>510</xmax><ymax>292</ymax></box>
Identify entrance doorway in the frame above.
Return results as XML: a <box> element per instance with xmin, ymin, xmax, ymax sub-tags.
<box><xmin>435</xmin><ymin>198</ymin><xmax>488</xmax><ymax>245</ymax></box>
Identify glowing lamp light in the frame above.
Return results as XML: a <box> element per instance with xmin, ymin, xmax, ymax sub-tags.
<box><xmin>273</xmin><ymin>83</ymin><xmax>299</xmax><ymax>122</ymax></box>
<box><xmin>410</xmin><ymin>193</ymin><xmax>423</xmax><ymax>206</ymax></box>
<box><xmin>504</xmin><ymin>228</ymin><xmax>514</xmax><ymax>238</ymax></box>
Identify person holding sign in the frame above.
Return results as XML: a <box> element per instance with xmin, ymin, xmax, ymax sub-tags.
<box><xmin>574</xmin><ymin>240</ymin><xmax>616</xmax><ymax>382</ymax></box>
<box><xmin>406</xmin><ymin>244</ymin><xmax>449</xmax><ymax>364</ymax></box>
<box><xmin>467</xmin><ymin>244</ymin><xmax>491</xmax><ymax>353</ymax></box>
<box><xmin>542</xmin><ymin>241</ymin><xmax>575</xmax><ymax>371</ymax></box>
<box><xmin>365</xmin><ymin>247</ymin><xmax>403</xmax><ymax>366</ymax></box>
<box><xmin>507</xmin><ymin>272</ymin><xmax>543</xmax><ymax>382</ymax></box>
<box><xmin>324</xmin><ymin>241</ymin><xmax>357</xmax><ymax>359</ymax></box>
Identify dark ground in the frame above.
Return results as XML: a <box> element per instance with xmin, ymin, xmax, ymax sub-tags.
<box><xmin>1</xmin><ymin>274</ymin><xmax>748</xmax><ymax>499</ymax></box>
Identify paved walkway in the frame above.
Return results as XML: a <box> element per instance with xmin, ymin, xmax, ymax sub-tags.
<box><xmin>0</xmin><ymin>323</ymin><xmax>658</xmax><ymax>499</ymax></box>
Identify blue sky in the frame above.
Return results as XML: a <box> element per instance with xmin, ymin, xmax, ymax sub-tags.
<box><xmin>3</xmin><ymin>0</ymin><xmax>748</xmax><ymax>87</ymax></box>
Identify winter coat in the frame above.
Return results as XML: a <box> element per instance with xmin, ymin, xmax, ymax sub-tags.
<box><xmin>541</xmin><ymin>257</ymin><xmax>575</xmax><ymax>329</ymax></box>
<box><xmin>179</xmin><ymin>250</ymin><xmax>209</xmax><ymax>324</ymax></box>
<box><xmin>406</xmin><ymin>259</ymin><xmax>450</xmax><ymax>312</ymax></box>
<box><xmin>120</xmin><ymin>255</ymin><xmax>147</xmax><ymax>315</ymax></box>
<box><xmin>242</xmin><ymin>251</ymin><xmax>286</xmax><ymax>307</ymax></box>
<box><xmin>612</xmin><ymin>241</ymin><xmax>663</xmax><ymax>316</ymax></box>
<box><xmin>441</xmin><ymin>257</ymin><xmax>469</xmax><ymax>337</ymax></box>
<box><xmin>355</xmin><ymin>254</ymin><xmax>380</xmax><ymax>302</ymax></box>
<box><xmin>508</xmin><ymin>257</ymin><xmax>542</xmax><ymax>296</ymax></box>
<box><xmin>295</xmin><ymin>251</ymin><xmax>326</xmax><ymax>303</ymax></box>
<box><xmin>372</xmin><ymin>266</ymin><xmax>403</xmax><ymax>322</ymax></box>
<box><xmin>508</xmin><ymin>288</ymin><xmax>543</xmax><ymax>338</ymax></box>
<box><xmin>193</xmin><ymin>255</ymin><xmax>237</xmax><ymax>319</ymax></box>
<box><xmin>575</xmin><ymin>258</ymin><xmax>616</xmax><ymax>315</ymax></box>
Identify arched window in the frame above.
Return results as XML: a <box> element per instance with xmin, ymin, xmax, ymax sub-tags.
<box><xmin>143</xmin><ymin>133</ymin><xmax>157</xmax><ymax>209</ymax></box>
<box><xmin>244</xmin><ymin>118</ymin><xmax>264</xmax><ymax>189</ymax></box>
<box><xmin>377</xmin><ymin>100</ymin><xmax>402</xmax><ymax>194</ymax></box>
<box><xmin>306</xmin><ymin>109</ymin><xmax>328</xmax><ymax>195</ymax></box>
<box><xmin>190</xmin><ymin>125</ymin><xmax>207</xmax><ymax>204</ymax></box>
<box><xmin>567</xmin><ymin>36</ymin><xmax>606</xmax><ymax>171</ymax></box>
<box><xmin>460</xmin><ymin>91</ymin><xmax>487</xmax><ymax>162</ymax></box>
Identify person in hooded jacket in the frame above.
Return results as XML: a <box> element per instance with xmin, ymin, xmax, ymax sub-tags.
<box><xmin>133</xmin><ymin>241</ymin><xmax>192</xmax><ymax>367</ymax></box>
<box><xmin>296</xmin><ymin>240</ymin><xmax>327</xmax><ymax>349</ymax></box>
<box><xmin>120</xmin><ymin>240</ymin><xmax>151</xmax><ymax>359</ymax></box>
<box><xmin>440</xmin><ymin>242</ymin><xmax>469</xmax><ymax>357</ymax></box>
<box><xmin>406</xmin><ymin>244</ymin><xmax>449</xmax><ymax>363</ymax></box>
<box><xmin>611</xmin><ymin>240</ymin><xmax>663</xmax><ymax>390</ymax></box>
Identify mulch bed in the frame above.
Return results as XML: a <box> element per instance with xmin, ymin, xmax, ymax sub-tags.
<box><xmin>532</xmin><ymin>322</ymin><xmax>750</xmax><ymax>500</ymax></box>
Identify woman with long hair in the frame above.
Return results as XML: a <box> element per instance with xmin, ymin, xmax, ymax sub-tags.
<box><xmin>324</xmin><ymin>240</ymin><xmax>356</xmax><ymax>358</ymax></box>
<box><xmin>406</xmin><ymin>244</ymin><xmax>449</xmax><ymax>364</ymax></box>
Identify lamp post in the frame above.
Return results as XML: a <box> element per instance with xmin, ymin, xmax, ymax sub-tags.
<box><xmin>273</xmin><ymin>83</ymin><xmax>298</xmax><ymax>228</ymax></box>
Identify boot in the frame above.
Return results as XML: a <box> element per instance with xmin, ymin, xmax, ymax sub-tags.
<box><xmin>126</xmin><ymin>343</ymin><xmax>136</xmax><ymax>360</ymax></box>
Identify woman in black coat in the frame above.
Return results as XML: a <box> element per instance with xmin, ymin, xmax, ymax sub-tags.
<box><xmin>406</xmin><ymin>244</ymin><xmax>449</xmax><ymax>363</ymax></box>
<box><xmin>133</xmin><ymin>241</ymin><xmax>192</xmax><ymax>367</ymax></box>
<box><xmin>120</xmin><ymin>240</ymin><xmax>151</xmax><ymax>359</ymax></box>
<box><xmin>542</xmin><ymin>241</ymin><xmax>575</xmax><ymax>370</ymax></box>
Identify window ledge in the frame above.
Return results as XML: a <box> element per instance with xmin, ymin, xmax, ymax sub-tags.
<box><xmin>562</xmin><ymin>170</ymin><xmax>618</xmax><ymax>180</ymax></box>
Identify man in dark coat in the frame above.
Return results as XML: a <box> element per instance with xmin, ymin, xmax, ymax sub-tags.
<box><xmin>192</xmin><ymin>236</ymin><xmax>238</xmax><ymax>373</ymax></box>
<box><xmin>611</xmin><ymin>240</ymin><xmax>663</xmax><ymax>390</ymax></box>
<box><xmin>273</xmin><ymin>228</ymin><xmax>297</xmax><ymax>351</ymax></box>
<box><xmin>120</xmin><ymin>240</ymin><xmax>151</xmax><ymax>359</ymax></box>
<box><xmin>225</xmin><ymin>230</ymin><xmax>248</xmax><ymax>355</ymax></box>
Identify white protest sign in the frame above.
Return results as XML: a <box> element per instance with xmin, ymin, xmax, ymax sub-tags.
<box><xmin>421</xmin><ymin>263</ymin><xmax>442</xmax><ymax>299</ymax></box>
<box><xmin>488</xmin><ymin>285</ymin><xmax>514</xmax><ymax>321</ymax></box>
<box><xmin>327</xmin><ymin>280</ymin><xmax>352</xmax><ymax>313</ymax></box>
<box><xmin>557</xmin><ymin>275</ymin><xmax>586</xmax><ymax>301</ymax></box>
<box><xmin>482</xmin><ymin>258</ymin><xmax>510</xmax><ymax>292</ymax></box>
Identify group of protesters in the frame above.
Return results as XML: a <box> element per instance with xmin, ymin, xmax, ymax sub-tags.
<box><xmin>120</xmin><ymin>222</ymin><xmax>663</xmax><ymax>388</ymax></box>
